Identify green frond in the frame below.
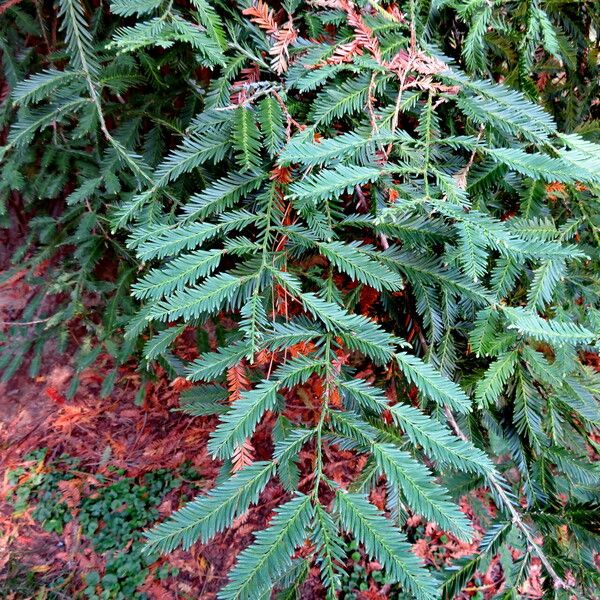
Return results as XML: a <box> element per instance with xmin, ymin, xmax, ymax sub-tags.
<box><xmin>395</xmin><ymin>352</ymin><xmax>471</xmax><ymax>413</ymax></box>
<box><xmin>373</xmin><ymin>247</ymin><xmax>494</xmax><ymax>305</ymax></box>
<box><xmin>561</xmin><ymin>376</ymin><xmax>600</xmax><ymax>425</ymax></box>
<box><xmin>372</xmin><ymin>443</ymin><xmax>473</xmax><ymax>541</ymax></box>
<box><xmin>110</xmin><ymin>189</ymin><xmax>155</xmax><ymax>229</ymax></box>
<box><xmin>330</xmin><ymin>411</ymin><xmax>472</xmax><ymax>540</ymax></box>
<box><xmin>446</xmin><ymin>74</ymin><xmax>557</xmax><ymax>141</ymax></box>
<box><xmin>110</xmin><ymin>0</ymin><xmax>164</xmax><ymax>17</ymax></box>
<box><xmin>257</xmin><ymin>96</ymin><xmax>285</xmax><ymax>158</ymax></box>
<box><xmin>455</xmin><ymin>222</ymin><xmax>488</xmax><ymax>282</ymax></box>
<box><xmin>327</xmin><ymin>409</ymin><xmax>380</xmax><ymax>449</ymax></box>
<box><xmin>132</xmin><ymin>248</ymin><xmax>223</xmax><ymax>300</ymax></box>
<box><xmin>149</xmin><ymin>271</ymin><xmax>247</xmax><ymax>322</ymax></box>
<box><xmin>387</xmin><ymin>402</ymin><xmax>495</xmax><ymax>475</ymax></box>
<box><xmin>545</xmin><ymin>448</ymin><xmax>600</xmax><ymax>488</ymax></box>
<box><xmin>336</xmin><ymin>378</ymin><xmax>389</xmax><ymax>413</ymax></box>
<box><xmin>109</xmin><ymin>16</ymin><xmax>225</xmax><ymax>63</ymax></box>
<box><xmin>130</xmin><ymin>211</ymin><xmax>260</xmax><ymax>261</ymax></box>
<box><xmin>490</xmin><ymin>257</ymin><xmax>520</xmax><ymax>297</ymax></box>
<box><xmin>436</xmin><ymin>203</ymin><xmax>581</xmax><ymax>261</ymax></box>
<box><xmin>300</xmin><ymin>293</ymin><xmax>399</xmax><ymax>364</ymax></box>
<box><xmin>311</xmin><ymin>504</ymin><xmax>345</xmax><ymax>598</ymax></box>
<box><xmin>186</xmin><ymin>342</ymin><xmax>252</xmax><ymax>382</ymax></box>
<box><xmin>239</xmin><ymin>294</ymin><xmax>268</xmax><ymax>356</ymax></box>
<box><xmin>350</xmin><ymin>213</ymin><xmax>449</xmax><ymax>246</ymax></box>
<box><xmin>430</xmin><ymin>331</ymin><xmax>458</xmax><ymax>379</ymax></box>
<box><xmin>144</xmin><ymin>461</ymin><xmax>275</xmax><ymax>553</ymax></box>
<box><xmin>310</xmin><ymin>75</ymin><xmax>378</xmax><ymax>125</ymax></box>
<box><xmin>143</xmin><ymin>324</ymin><xmax>185</xmax><ymax>360</ymax></box>
<box><xmin>517</xmin><ymin>180</ymin><xmax>547</xmax><ymax>219</ymax></box>
<box><xmin>109</xmin><ymin>18</ymin><xmax>167</xmax><ymax>52</ymax></box>
<box><xmin>469</xmin><ymin>308</ymin><xmax>502</xmax><ymax>357</ymax></box>
<box><xmin>58</xmin><ymin>0</ymin><xmax>100</xmax><ymax>76</ymax></box>
<box><xmin>12</xmin><ymin>69</ymin><xmax>83</xmax><ymax>106</ymax></box>
<box><xmin>513</xmin><ymin>368</ymin><xmax>543</xmax><ymax>447</ymax></box>
<box><xmin>335</xmin><ymin>492</ymin><xmax>437</xmax><ymax>600</ymax></box>
<box><xmin>208</xmin><ymin>355</ymin><xmax>326</xmax><ymax>459</ymax></box>
<box><xmin>485</xmin><ymin>147</ymin><xmax>593</xmax><ymax>184</ymax></box>
<box><xmin>557</xmin><ymin>134</ymin><xmax>600</xmax><ymax>178</ymax></box>
<box><xmin>66</xmin><ymin>177</ymin><xmax>103</xmax><ymax>206</ymax></box>
<box><xmin>130</xmin><ymin>222</ymin><xmax>215</xmax><ymax>260</ymax></box>
<box><xmin>181</xmin><ymin>172</ymin><xmax>265</xmax><ymax>220</ymax></box>
<box><xmin>527</xmin><ymin>258</ymin><xmax>566</xmax><ymax>310</ymax></box>
<box><xmin>534</xmin><ymin>8</ymin><xmax>562</xmax><ymax>61</ymax></box>
<box><xmin>279</xmin><ymin>130</ymin><xmax>394</xmax><ymax>167</ymax></box>
<box><xmin>274</xmin><ymin>428</ymin><xmax>315</xmax><ymax>492</ymax></box>
<box><xmin>205</xmin><ymin>55</ymin><xmax>246</xmax><ymax>109</ymax></box>
<box><xmin>475</xmin><ymin>350</ymin><xmax>519</xmax><ymax>408</ymax></box>
<box><xmin>521</xmin><ymin>346</ymin><xmax>562</xmax><ymax>388</ymax></box>
<box><xmin>218</xmin><ymin>494</ymin><xmax>314</xmax><ymax>600</ymax></box>
<box><xmin>457</xmin><ymin>91</ymin><xmax>553</xmax><ymax>145</ymax></box>
<box><xmin>504</xmin><ymin>308</ymin><xmax>597</xmax><ymax>346</ymax></box>
<box><xmin>289</xmin><ymin>63</ymin><xmax>342</xmax><ymax>94</ymax></box>
<box><xmin>461</xmin><ymin>3</ymin><xmax>491</xmax><ymax>72</ymax></box>
<box><xmin>319</xmin><ymin>241</ymin><xmax>403</xmax><ymax>291</ymax></box>
<box><xmin>288</xmin><ymin>164</ymin><xmax>383</xmax><ymax>202</ymax></box>
<box><xmin>3</xmin><ymin>98</ymin><xmax>89</xmax><ymax>157</ymax></box>
<box><xmin>509</xmin><ymin>217</ymin><xmax>560</xmax><ymax>242</ymax></box>
<box><xmin>261</xmin><ymin>321</ymin><xmax>325</xmax><ymax>352</ymax></box>
<box><xmin>178</xmin><ymin>384</ymin><xmax>229</xmax><ymax>416</ymax></box>
<box><xmin>274</xmin><ymin>428</ymin><xmax>315</xmax><ymax>465</ymax></box>
<box><xmin>190</xmin><ymin>0</ymin><xmax>227</xmax><ymax>50</ymax></box>
<box><xmin>232</xmin><ymin>107</ymin><xmax>262</xmax><ymax>172</ymax></box>
<box><xmin>155</xmin><ymin>127</ymin><xmax>232</xmax><ymax>185</ymax></box>
<box><xmin>103</xmin><ymin>137</ymin><xmax>153</xmax><ymax>188</ymax></box>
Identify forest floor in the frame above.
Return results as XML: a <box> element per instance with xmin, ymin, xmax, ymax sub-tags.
<box><xmin>0</xmin><ymin>267</ymin><xmax>546</xmax><ymax>600</ymax></box>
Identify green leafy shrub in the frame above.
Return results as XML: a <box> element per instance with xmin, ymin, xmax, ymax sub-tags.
<box><xmin>6</xmin><ymin>451</ymin><xmax>198</xmax><ymax>599</ymax></box>
<box><xmin>1</xmin><ymin>0</ymin><xmax>599</xmax><ymax>598</ymax></box>
<box><xmin>7</xmin><ymin>449</ymin><xmax>79</xmax><ymax>532</ymax></box>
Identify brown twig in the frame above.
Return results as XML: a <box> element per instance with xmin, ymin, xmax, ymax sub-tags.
<box><xmin>454</xmin><ymin>124</ymin><xmax>485</xmax><ymax>191</ymax></box>
<box><xmin>443</xmin><ymin>406</ymin><xmax>571</xmax><ymax>591</ymax></box>
<box><xmin>0</xmin><ymin>317</ymin><xmax>51</xmax><ymax>326</ymax></box>
<box><xmin>367</xmin><ymin>72</ymin><xmax>380</xmax><ymax>135</ymax></box>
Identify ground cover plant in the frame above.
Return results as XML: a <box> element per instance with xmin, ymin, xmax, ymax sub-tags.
<box><xmin>1</xmin><ymin>0</ymin><xmax>599</xmax><ymax>598</ymax></box>
<box><xmin>6</xmin><ymin>450</ymin><xmax>195</xmax><ymax>599</ymax></box>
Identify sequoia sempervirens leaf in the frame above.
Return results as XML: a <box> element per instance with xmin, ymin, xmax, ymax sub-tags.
<box><xmin>4</xmin><ymin>0</ymin><xmax>600</xmax><ymax>597</ymax></box>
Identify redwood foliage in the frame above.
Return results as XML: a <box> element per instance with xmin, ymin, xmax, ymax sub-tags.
<box><xmin>1</xmin><ymin>0</ymin><xmax>599</xmax><ymax>598</ymax></box>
